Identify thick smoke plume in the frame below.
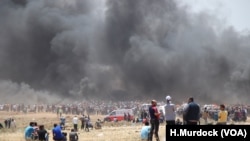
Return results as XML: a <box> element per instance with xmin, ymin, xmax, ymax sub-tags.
<box><xmin>0</xmin><ymin>0</ymin><xmax>250</xmax><ymax>104</ymax></box>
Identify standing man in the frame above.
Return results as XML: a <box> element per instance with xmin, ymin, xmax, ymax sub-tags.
<box><xmin>72</xmin><ymin>115</ymin><xmax>78</xmax><ymax>132</ymax></box>
<box><xmin>202</xmin><ymin>107</ymin><xmax>209</xmax><ymax>125</ymax></box>
<box><xmin>183</xmin><ymin>97</ymin><xmax>200</xmax><ymax>125</ymax></box>
<box><xmin>164</xmin><ymin>95</ymin><xmax>176</xmax><ymax>125</ymax></box>
<box><xmin>148</xmin><ymin>100</ymin><xmax>160</xmax><ymax>141</ymax></box>
<box><xmin>60</xmin><ymin>115</ymin><xmax>66</xmax><ymax>130</ymax></box>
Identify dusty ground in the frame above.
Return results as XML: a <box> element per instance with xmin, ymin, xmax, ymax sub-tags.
<box><xmin>0</xmin><ymin>112</ymin><xmax>165</xmax><ymax>141</ymax></box>
<box><xmin>1</xmin><ymin>111</ymin><xmax>249</xmax><ymax>141</ymax></box>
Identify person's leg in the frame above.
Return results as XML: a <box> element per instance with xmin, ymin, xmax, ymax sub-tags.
<box><xmin>46</xmin><ymin>133</ymin><xmax>49</xmax><ymax>141</ymax></box>
<box><xmin>81</xmin><ymin>123</ymin><xmax>83</xmax><ymax>130</ymax></box>
<box><xmin>86</xmin><ymin>124</ymin><xmax>89</xmax><ymax>131</ymax></box>
<box><xmin>154</xmin><ymin>120</ymin><xmax>160</xmax><ymax>141</ymax></box>
<box><xmin>148</xmin><ymin>119</ymin><xmax>155</xmax><ymax>141</ymax></box>
<box><xmin>74</xmin><ymin>124</ymin><xmax>77</xmax><ymax>131</ymax></box>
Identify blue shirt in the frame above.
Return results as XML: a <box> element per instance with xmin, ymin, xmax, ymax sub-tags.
<box><xmin>140</xmin><ymin>126</ymin><xmax>151</xmax><ymax>140</ymax></box>
<box><xmin>24</xmin><ymin>126</ymin><xmax>34</xmax><ymax>138</ymax></box>
<box><xmin>52</xmin><ymin>125</ymin><xmax>64</xmax><ymax>140</ymax></box>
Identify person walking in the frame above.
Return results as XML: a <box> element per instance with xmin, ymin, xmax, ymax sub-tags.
<box><xmin>164</xmin><ymin>95</ymin><xmax>176</xmax><ymax>125</ymax></box>
<box><xmin>183</xmin><ymin>97</ymin><xmax>200</xmax><ymax>125</ymax></box>
<box><xmin>148</xmin><ymin>100</ymin><xmax>160</xmax><ymax>141</ymax></box>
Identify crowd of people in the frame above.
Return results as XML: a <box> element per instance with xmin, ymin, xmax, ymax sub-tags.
<box><xmin>0</xmin><ymin>96</ymin><xmax>249</xmax><ymax>141</ymax></box>
<box><xmin>139</xmin><ymin>95</ymin><xmax>249</xmax><ymax>141</ymax></box>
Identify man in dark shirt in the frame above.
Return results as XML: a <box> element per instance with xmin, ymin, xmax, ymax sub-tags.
<box><xmin>183</xmin><ymin>97</ymin><xmax>200</xmax><ymax>125</ymax></box>
<box><xmin>69</xmin><ymin>129</ymin><xmax>79</xmax><ymax>141</ymax></box>
<box><xmin>148</xmin><ymin>100</ymin><xmax>160</xmax><ymax>141</ymax></box>
<box><xmin>37</xmin><ymin>125</ymin><xmax>48</xmax><ymax>141</ymax></box>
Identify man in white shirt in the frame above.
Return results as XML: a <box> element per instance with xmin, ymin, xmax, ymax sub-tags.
<box><xmin>72</xmin><ymin>115</ymin><xmax>78</xmax><ymax>132</ymax></box>
<box><xmin>164</xmin><ymin>95</ymin><xmax>176</xmax><ymax>125</ymax></box>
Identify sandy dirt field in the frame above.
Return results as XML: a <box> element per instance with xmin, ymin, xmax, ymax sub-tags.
<box><xmin>1</xmin><ymin>111</ymin><xmax>249</xmax><ymax>141</ymax></box>
<box><xmin>0</xmin><ymin>112</ymin><xmax>165</xmax><ymax>141</ymax></box>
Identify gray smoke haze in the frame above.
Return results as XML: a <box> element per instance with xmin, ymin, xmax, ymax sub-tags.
<box><xmin>0</xmin><ymin>0</ymin><xmax>250</xmax><ymax>104</ymax></box>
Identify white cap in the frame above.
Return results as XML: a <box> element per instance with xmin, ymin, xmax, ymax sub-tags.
<box><xmin>166</xmin><ymin>95</ymin><xmax>171</xmax><ymax>100</ymax></box>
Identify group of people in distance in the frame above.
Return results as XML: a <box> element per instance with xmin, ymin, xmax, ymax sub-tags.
<box><xmin>24</xmin><ymin>122</ymin><xmax>49</xmax><ymax>141</ymax></box>
<box><xmin>24</xmin><ymin>122</ymin><xmax>79</xmax><ymax>141</ymax></box>
<box><xmin>23</xmin><ymin>95</ymin><xmax>228</xmax><ymax>141</ymax></box>
<box><xmin>140</xmin><ymin>95</ymin><xmax>229</xmax><ymax>141</ymax></box>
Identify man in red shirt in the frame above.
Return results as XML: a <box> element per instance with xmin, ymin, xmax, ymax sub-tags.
<box><xmin>148</xmin><ymin>100</ymin><xmax>160</xmax><ymax>141</ymax></box>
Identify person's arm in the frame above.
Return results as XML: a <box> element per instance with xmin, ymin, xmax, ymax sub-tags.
<box><xmin>52</xmin><ymin>129</ymin><xmax>55</xmax><ymax>137</ymax></box>
<box><xmin>183</xmin><ymin>104</ymin><xmax>189</xmax><ymax>121</ymax></box>
<box><xmin>153</xmin><ymin>107</ymin><xmax>160</xmax><ymax>116</ymax></box>
<box><xmin>218</xmin><ymin>111</ymin><xmax>221</xmax><ymax>121</ymax></box>
<box><xmin>162</xmin><ymin>106</ymin><xmax>166</xmax><ymax>117</ymax></box>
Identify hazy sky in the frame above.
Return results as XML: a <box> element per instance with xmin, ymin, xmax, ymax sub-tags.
<box><xmin>178</xmin><ymin>0</ymin><xmax>250</xmax><ymax>32</ymax></box>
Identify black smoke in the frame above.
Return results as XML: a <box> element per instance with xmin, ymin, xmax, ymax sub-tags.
<box><xmin>0</xmin><ymin>0</ymin><xmax>249</xmax><ymax>104</ymax></box>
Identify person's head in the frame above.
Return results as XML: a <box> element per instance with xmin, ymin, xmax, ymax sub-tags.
<box><xmin>71</xmin><ymin>129</ymin><xmax>75</xmax><ymax>132</ymax></box>
<box><xmin>166</xmin><ymin>95</ymin><xmax>171</xmax><ymax>103</ymax></box>
<box><xmin>144</xmin><ymin>121</ymin><xmax>149</xmax><ymax>126</ymax></box>
<box><xmin>151</xmin><ymin>100</ymin><xmax>157</xmax><ymax>106</ymax></box>
<box><xmin>53</xmin><ymin>123</ymin><xmax>57</xmax><ymax>128</ymax></box>
<box><xmin>29</xmin><ymin>122</ymin><xmax>34</xmax><ymax>127</ymax></box>
<box><xmin>39</xmin><ymin>125</ymin><xmax>44</xmax><ymax>130</ymax></box>
<box><xmin>188</xmin><ymin>97</ymin><xmax>194</xmax><ymax>103</ymax></box>
<box><xmin>220</xmin><ymin>104</ymin><xmax>225</xmax><ymax>110</ymax></box>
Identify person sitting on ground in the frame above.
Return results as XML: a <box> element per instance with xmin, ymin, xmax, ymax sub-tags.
<box><xmin>24</xmin><ymin>122</ymin><xmax>35</xmax><ymax>141</ymax></box>
<box><xmin>69</xmin><ymin>129</ymin><xmax>78</xmax><ymax>141</ymax></box>
<box><xmin>175</xmin><ymin>118</ymin><xmax>182</xmax><ymax>125</ymax></box>
<box><xmin>37</xmin><ymin>125</ymin><xmax>49</xmax><ymax>141</ymax></box>
<box><xmin>95</xmin><ymin>119</ymin><xmax>102</xmax><ymax>129</ymax></box>
<box><xmin>52</xmin><ymin>123</ymin><xmax>66</xmax><ymax>141</ymax></box>
<box><xmin>140</xmin><ymin>121</ymin><xmax>151</xmax><ymax>141</ymax></box>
